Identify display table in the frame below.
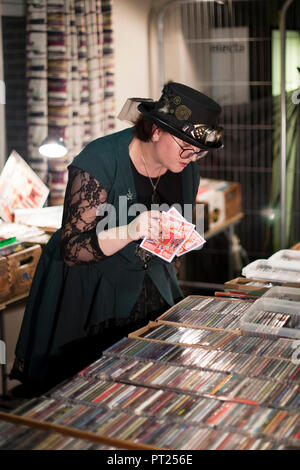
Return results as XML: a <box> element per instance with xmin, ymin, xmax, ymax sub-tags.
<box><xmin>1</xmin><ymin>294</ymin><xmax>299</xmax><ymax>450</ymax></box>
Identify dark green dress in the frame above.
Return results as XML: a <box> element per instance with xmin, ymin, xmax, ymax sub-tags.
<box><xmin>11</xmin><ymin>128</ymin><xmax>200</xmax><ymax>390</ymax></box>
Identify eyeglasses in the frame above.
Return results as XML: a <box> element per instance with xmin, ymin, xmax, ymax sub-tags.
<box><xmin>170</xmin><ymin>134</ymin><xmax>208</xmax><ymax>161</ymax></box>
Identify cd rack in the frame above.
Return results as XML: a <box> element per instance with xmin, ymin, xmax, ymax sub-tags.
<box><xmin>1</xmin><ymin>294</ymin><xmax>300</xmax><ymax>450</ymax></box>
<box><xmin>0</xmin><ymin>409</ymin><xmax>161</xmax><ymax>450</ymax></box>
<box><xmin>224</xmin><ymin>277</ymin><xmax>300</xmax><ymax>299</ymax></box>
<box><xmin>1</xmin><ymin>396</ymin><xmax>295</xmax><ymax>450</ymax></box>
<box><xmin>77</xmin><ymin>355</ymin><xmax>300</xmax><ymax>411</ymax></box>
<box><xmin>48</xmin><ymin>374</ymin><xmax>300</xmax><ymax>447</ymax></box>
<box><xmin>155</xmin><ymin>295</ymin><xmax>251</xmax><ymax>334</ymax></box>
<box><xmin>128</xmin><ymin>321</ymin><xmax>296</xmax><ymax>363</ymax></box>
<box><xmin>101</xmin><ymin>337</ymin><xmax>300</xmax><ymax>385</ymax></box>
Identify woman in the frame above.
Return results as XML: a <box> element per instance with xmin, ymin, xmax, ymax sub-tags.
<box><xmin>10</xmin><ymin>82</ymin><xmax>223</xmax><ymax>394</ymax></box>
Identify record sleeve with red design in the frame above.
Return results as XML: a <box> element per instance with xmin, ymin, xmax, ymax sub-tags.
<box><xmin>140</xmin><ymin>210</ymin><xmax>194</xmax><ymax>262</ymax></box>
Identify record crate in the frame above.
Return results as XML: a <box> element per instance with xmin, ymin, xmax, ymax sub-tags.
<box><xmin>128</xmin><ymin>320</ymin><xmax>240</xmax><ymax>351</ymax></box>
<box><xmin>0</xmin><ymin>243</ymin><xmax>42</xmax><ymax>303</ymax></box>
<box><xmin>224</xmin><ymin>277</ymin><xmax>300</xmax><ymax>298</ymax></box>
<box><xmin>129</xmin><ymin>321</ymin><xmax>170</xmax><ymax>344</ymax></box>
<box><xmin>154</xmin><ymin>295</ymin><xmax>248</xmax><ymax>335</ymax></box>
<box><xmin>128</xmin><ymin>320</ymin><xmax>297</xmax><ymax>365</ymax></box>
<box><xmin>240</xmin><ymin>297</ymin><xmax>300</xmax><ymax>341</ymax></box>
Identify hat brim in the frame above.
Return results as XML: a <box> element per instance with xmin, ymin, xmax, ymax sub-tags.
<box><xmin>138</xmin><ymin>102</ymin><xmax>223</xmax><ymax>151</ymax></box>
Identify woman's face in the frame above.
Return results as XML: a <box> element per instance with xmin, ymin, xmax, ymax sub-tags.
<box><xmin>152</xmin><ymin>127</ymin><xmax>201</xmax><ymax>173</ymax></box>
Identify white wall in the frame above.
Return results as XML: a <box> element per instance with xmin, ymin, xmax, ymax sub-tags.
<box><xmin>113</xmin><ymin>0</ymin><xmax>153</xmax><ymax>131</ymax></box>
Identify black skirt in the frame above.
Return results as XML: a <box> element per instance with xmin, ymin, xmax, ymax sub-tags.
<box><xmin>10</xmin><ymin>272</ymin><xmax>169</xmax><ymax>395</ymax></box>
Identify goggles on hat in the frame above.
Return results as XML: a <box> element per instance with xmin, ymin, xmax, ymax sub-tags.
<box><xmin>181</xmin><ymin>123</ymin><xmax>224</xmax><ymax>147</ymax></box>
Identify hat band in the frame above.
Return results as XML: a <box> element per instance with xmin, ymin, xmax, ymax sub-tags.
<box><xmin>181</xmin><ymin>123</ymin><xmax>224</xmax><ymax>146</ymax></box>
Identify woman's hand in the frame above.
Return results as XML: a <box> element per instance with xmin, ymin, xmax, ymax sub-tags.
<box><xmin>98</xmin><ymin>211</ymin><xmax>162</xmax><ymax>256</ymax></box>
<box><xmin>127</xmin><ymin>210</ymin><xmax>163</xmax><ymax>241</ymax></box>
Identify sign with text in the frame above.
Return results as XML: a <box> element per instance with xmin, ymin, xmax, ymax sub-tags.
<box><xmin>210</xmin><ymin>27</ymin><xmax>250</xmax><ymax>105</ymax></box>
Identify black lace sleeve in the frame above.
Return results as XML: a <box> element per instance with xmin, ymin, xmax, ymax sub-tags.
<box><xmin>60</xmin><ymin>165</ymin><xmax>108</xmax><ymax>266</ymax></box>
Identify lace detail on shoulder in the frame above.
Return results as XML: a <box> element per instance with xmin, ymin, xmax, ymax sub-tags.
<box><xmin>61</xmin><ymin>166</ymin><xmax>108</xmax><ymax>266</ymax></box>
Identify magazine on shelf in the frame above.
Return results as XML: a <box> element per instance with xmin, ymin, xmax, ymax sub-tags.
<box><xmin>0</xmin><ymin>150</ymin><xmax>49</xmax><ymax>222</ymax></box>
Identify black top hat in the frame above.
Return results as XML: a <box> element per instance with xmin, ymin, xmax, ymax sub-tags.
<box><xmin>138</xmin><ymin>82</ymin><xmax>223</xmax><ymax>151</ymax></box>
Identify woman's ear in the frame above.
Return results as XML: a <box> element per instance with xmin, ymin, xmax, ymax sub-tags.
<box><xmin>151</xmin><ymin>125</ymin><xmax>162</xmax><ymax>142</ymax></box>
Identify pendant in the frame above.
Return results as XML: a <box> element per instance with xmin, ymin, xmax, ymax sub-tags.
<box><xmin>151</xmin><ymin>191</ymin><xmax>160</xmax><ymax>205</ymax></box>
<box><xmin>126</xmin><ymin>188</ymin><xmax>133</xmax><ymax>202</ymax></box>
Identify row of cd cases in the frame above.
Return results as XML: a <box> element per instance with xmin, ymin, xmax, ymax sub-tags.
<box><xmin>1</xmin><ymin>290</ymin><xmax>300</xmax><ymax>450</ymax></box>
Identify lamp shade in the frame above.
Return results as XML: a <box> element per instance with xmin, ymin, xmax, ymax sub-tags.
<box><xmin>39</xmin><ymin>136</ymin><xmax>68</xmax><ymax>158</ymax></box>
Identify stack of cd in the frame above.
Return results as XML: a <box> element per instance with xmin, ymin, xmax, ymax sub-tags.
<box><xmin>102</xmin><ymin>337</ymin><xmax>300</xmax><ymax>384</ymax></box>
<box><xmin>49</xmin><ymin>375</ymin><xmax>300</xmax><ymax>446</ymax></box>
<box><xmin>8</xmin><ymin>398</ymin><xmax>290</xmax><ymax>450</ymax></box>
<box><xmin>2</xmin><ymin>293</ymin><xmax>300</xmax><ymax>450</ymax></box>
<box><xmin>0</xmin><ymin>419</ymin><xmax>118</xmax><ymax>450</ymax></box>
<box><xmin>132</xmin><ymin>323</ymin><xmax>296</xmax><ymax>361</ymax></box>
<box><xmin>79</xmin><ymin>356</ymin><xmax>300</xmax><ymax>410</ymax></box>
<box><xmin>157</xmin><ymin>297</ymin><xmax>251</xmax><ymax>332</ymax></box>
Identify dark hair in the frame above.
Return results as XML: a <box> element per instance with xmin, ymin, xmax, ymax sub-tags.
<box><xmin>132</xmin><ymin>115</ymin><xmax>163</xmax><ymax>142</ymax></box>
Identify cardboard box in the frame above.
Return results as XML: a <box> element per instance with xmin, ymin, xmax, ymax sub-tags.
<box><xmin>196</xmin><ymin>179</ymin><xmax>242</xmax><ymax>229</ymax></box>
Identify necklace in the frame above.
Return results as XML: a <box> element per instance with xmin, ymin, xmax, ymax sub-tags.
<box><xmin>141</xmin><ymin>154</ymin><xmax>164</xmax><ymax>204</ymax></box>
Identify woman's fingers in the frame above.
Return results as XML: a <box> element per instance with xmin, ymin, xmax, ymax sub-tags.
<box><xmin>146</xmin><ymin>212</ymin><xmax>163</xmax><ymax>239</ymax></box>
<box><xmin>147</xmin><ymin>223</ymin><xmax>161</xmax><ymax>239</ymax></box>
<box><xmin>128</xmin><ymin>210</ymin><xmax>163</xmax><ymax>241</ymax></box>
